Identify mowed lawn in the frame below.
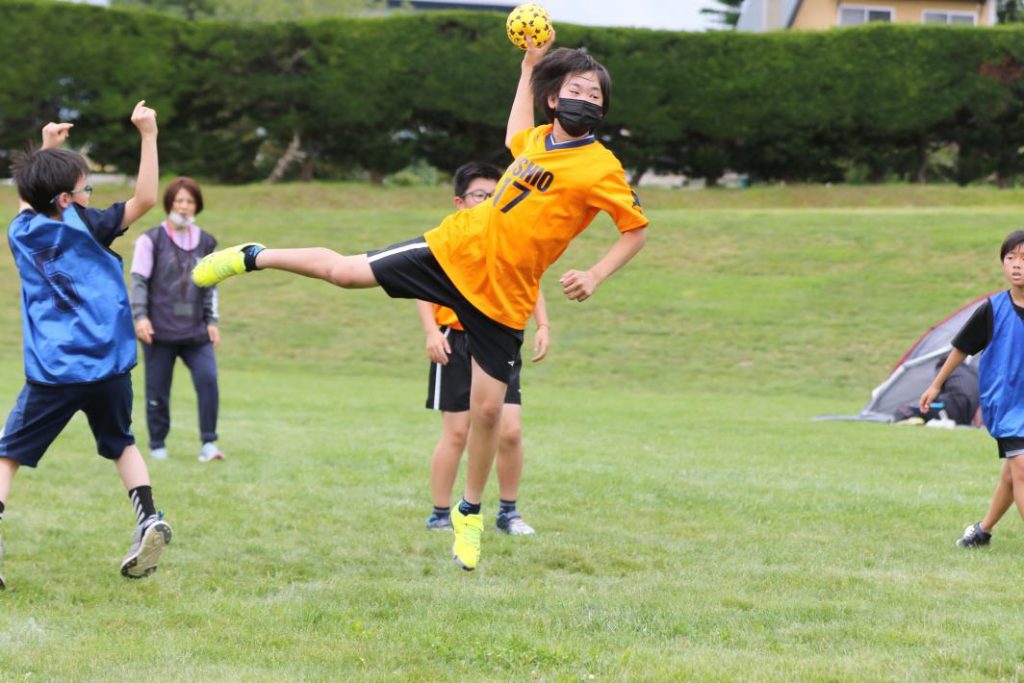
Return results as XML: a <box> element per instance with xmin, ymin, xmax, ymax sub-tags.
<box><xmin>1</xmin><ymin>183</ymin><xmax>1023</xmax><ymax>680</ymax></box>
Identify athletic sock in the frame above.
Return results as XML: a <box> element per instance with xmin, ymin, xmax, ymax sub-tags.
<box><xmin>242</xmin><ymin>245</ymin><xmax>265</xmax><ymax>272</ymax></box>
<box><xmin>498</xmin><ymin>499</ymin><xmax>517</xmax><ymax>517</ymax></box>
<box><xmin>129</xmin><ymin>486</ymin><xmax>156</xmax><ymax>525</ymax></box>
<box><xmin>0</xmin><ymin>499</ymin><xmax>5</xmax><ymax>523</ymax></box>
<box><xmin>432</xmin><ymin>505</ymin><xmax>450</xmax><ymax>519</ymax></box>
<box><xmin>458</xmin><ymin>499</ymin><xmax>481</xmax><ymax>516</ymax></box>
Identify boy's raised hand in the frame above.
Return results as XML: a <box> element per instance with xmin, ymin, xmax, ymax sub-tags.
<box><xmin>41</xmin><ymin>122</ymin><xmax>74</xmax><ymax>150</ymax></box>
<box><xmin>522</xmin><ymin>29</ymin><xmax>555</xmax><ymax>68</ymax></box>
<box><xmin>130</xmin><ymin>100</ymin><xmax>158</xmax><ymax>137</ymax></box>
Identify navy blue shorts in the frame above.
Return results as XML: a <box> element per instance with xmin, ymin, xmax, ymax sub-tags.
<box><xmin>0</xmin><ymin>372</ymin><xmax>135</xmax><ymax>467</ymax></box>
<box><xmin>425</xmin><ymin>327</ymin><xmax>522</xmax><ymax>412</ymax></box>
<box><xmin>367</xmin><ymin>237</ymin><xmax>524</xmax><ymax>384</ymax></box>
<box><xmin>997</xmin><ymin>437</ymin><xmax>1024</xmax><ymax>459</ymax></box>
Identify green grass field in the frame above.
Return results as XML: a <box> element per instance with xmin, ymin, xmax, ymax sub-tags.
<box><xmin>1</xmin><ymin>183</ymin><xmax>1024</xmax><ymax>680</ymax></box>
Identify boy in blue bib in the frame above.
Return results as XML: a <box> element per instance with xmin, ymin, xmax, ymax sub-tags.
<box><xmin>921</xmin><ymin>230</ymin><xmax>1024</xmax><ymax>548</ymax></box>
<box><xmin>0</xmin><ymin>102</ymin><xmax>171</xmax><ymax>589</ymax></box>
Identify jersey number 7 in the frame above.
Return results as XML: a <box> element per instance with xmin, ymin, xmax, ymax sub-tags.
<box><xmin>492</xmin><ymin>179</ymin><xmax>531</xmax><ymax>213</ymax></box>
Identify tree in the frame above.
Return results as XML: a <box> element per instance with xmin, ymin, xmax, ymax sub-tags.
<box><xmin>999</xmin><ymin>0</ymin><xmax>1024</xmax><ymax>23</ymax></box>
<box><xmin>700</xmin><ymin>0</ymin><xmax>744</xmax><ymax>29</ymax></box>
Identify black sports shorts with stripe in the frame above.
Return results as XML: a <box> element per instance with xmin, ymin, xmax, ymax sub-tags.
<box><xmin>425</xmin><ymin>327</ymin><xmax>522</xmax><ymax>412</ymax></box>
<box><xmin>367</xmin><ymin>237</ymin><xmax>523</xmax><ymax>384</ymax></box>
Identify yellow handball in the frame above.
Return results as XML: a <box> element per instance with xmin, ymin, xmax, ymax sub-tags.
<box><xmin>506</xmin><ymin>3</ymin><xmax>553</xmax><ymax>50</ymax></box>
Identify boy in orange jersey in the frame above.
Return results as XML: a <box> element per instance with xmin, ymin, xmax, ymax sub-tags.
<box><xmin>193</xmin><ymin>34</ymin><xmax>648</xmax><ymax>571</ymax></box>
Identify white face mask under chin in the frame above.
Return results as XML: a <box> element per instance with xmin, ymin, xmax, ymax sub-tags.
<box><xmin>169</xmin><ymin>211</ymin><xmax>195</xmax><ymax>228</ymax></box>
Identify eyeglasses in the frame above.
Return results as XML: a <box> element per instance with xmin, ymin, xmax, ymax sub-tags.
<box><xmin>461</xmin><ymin>190</ymin><xmax>494</xmax><ymax>202</ymax></box>
<box><xmin>50</xmin><ymin>185</ymin><xmax>93</xmax><ymax>205</ymax></box>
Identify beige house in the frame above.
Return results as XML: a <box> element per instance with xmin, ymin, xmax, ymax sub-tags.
<box><xmin>737</xmin><ymin>0</ymin><xmax>996</xmax><ymax>31</ymax></box>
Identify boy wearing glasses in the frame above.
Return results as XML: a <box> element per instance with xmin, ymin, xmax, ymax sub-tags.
<box><xmin>194</xmin><ymin>40</ymin><xmax>647</xmax><ymax>571</ymax></box>
<box><xmin>417</xmin><ymin>162</ymin><xmax>550</xmax><ymax>536</ymax></box>
<box><xmin>0</xmin><ymin>101</ymin><xmax>172</xmax><ymax>590</ymax></box>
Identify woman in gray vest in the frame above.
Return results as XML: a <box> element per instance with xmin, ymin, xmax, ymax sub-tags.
<box><xmin>130</xmin><ymin>177</ymin><xmax>222</xmax><ymax>462</ymax></box>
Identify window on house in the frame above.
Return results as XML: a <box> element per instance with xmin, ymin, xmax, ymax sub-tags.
<box><xmin>922</xmin><ymin>11</ymin><xmax>976</xmax><ymax>25</ymax></box>
<box><xmin>839</xmin><ymin>6</ymin><xmax>894</xmax><ymax>25</ymax></box>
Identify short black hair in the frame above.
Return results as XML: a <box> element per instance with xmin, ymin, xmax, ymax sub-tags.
<box><xmin>11</xmin><ymin>148</ymin><xmax>89</xmax><ymax>215</ymax></box>
<box><xmin>1001</xmin><ymin>230</ymin><xmax>1024</xmax><ymax>260</ymax></box>
<box><xmin>531</xmin><ymin>48</ymin><xmax>612</xmax><ymax>124</ymax></box>
<box><xmin>453</xmin><ymin>162</ymin><xmax>502</xmax><ymax>198</ymax></box>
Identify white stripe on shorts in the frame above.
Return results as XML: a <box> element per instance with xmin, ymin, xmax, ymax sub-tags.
<box><xmin>366</xmin><ymin>240</ymin><xmax>430</xmax><ymax>263</ymax></box>
<box><xmin>431</xmin><ymin>327</ymin><xmax>451</xmax><ymax>411</ymax></box>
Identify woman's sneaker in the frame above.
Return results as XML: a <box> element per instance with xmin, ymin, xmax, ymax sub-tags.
<box><xmin>496</xmin><ymin>512</ymin><xmax>535</xmax><ymax>536</ymax></box>
<box><xmin>198</xmin><ymin>442</ymin><xmax>224</xmax><ymax>463</ymax></box>
<box><xmin>120</xmin><ymin>514</ymin><xmax>172</xmax><ymax>579</ymax></box>
<box><xmin>956</xmin><ymin>522</ymin><xmax>991</xmax><ymax>548</ymax></box>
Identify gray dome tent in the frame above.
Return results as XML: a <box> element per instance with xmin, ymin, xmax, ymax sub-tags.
<box><xmin>820</xmin><ymin>293</ymin><xmax>992</xmax><ymax>424</ymax></box>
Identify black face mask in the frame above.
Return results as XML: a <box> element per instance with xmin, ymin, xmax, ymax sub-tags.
<box><xmin>555</xmin><ymin>98</ymin><xmax>603</xmax><ymax>137</ymax></box>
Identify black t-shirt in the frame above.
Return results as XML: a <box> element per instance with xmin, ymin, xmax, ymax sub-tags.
<box><xmin>952</xmin><ymin>293</ymin><xmax>1024</xmax><ymax>356</ymax></box>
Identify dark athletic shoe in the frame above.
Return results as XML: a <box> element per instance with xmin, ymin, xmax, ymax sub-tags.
<box><xmin>426</xmin><ymin>513</ymin><xmax>453</xmax><ymax>531</ymax></box>
<box><xmin>496</xmin><ymin>512</ymin><xmax>535</xmax><ymax>536</ymax></box>
<box><xmin>956</xmin><ymin>522</ymin><xmax>991</xmax><ymax>548</ymax></box>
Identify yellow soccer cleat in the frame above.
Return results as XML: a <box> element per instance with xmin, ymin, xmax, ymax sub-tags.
<box><xmin>192</xmin><ymin>243</ymin><xmax>265</xmax><ymax>287</ymax></box>
<box><xmin>451</xmin><ymin>506</ymin><xmax>483</xmax><ymax>571</ymax></box>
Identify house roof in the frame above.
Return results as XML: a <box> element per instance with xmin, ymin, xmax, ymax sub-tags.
<box><xmin>785</xmin><ymin>0</ymin><xmax>804</xmax><ymax>29</ymax></box>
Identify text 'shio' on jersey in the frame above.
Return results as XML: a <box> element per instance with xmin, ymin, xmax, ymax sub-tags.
<box><xmin>425</xmin><ymin>124</ymin><xmax>647</xmax><ymax>330</ymax></box>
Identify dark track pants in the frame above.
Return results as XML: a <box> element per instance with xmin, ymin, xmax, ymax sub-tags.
<box><xmin>142</xmin><ymin>340</ymin><xmax>219</xmax><ymax>448</ymax></box>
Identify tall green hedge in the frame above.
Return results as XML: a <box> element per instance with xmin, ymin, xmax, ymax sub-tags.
<box><xmin>4</xmin><ymin>0</ymin><xmax>1024</xmax><ymax>184</ymax></box>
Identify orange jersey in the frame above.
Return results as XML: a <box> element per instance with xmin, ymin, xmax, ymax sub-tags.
<box><xmin>424</xmin><ymin>124</ymin><xmax>647</xmax><ymax>329</ymax></box>
<box><xmin>433</xmin><ymin>304</ymin><xmax>463</xmax><ymax>330</ymax></box>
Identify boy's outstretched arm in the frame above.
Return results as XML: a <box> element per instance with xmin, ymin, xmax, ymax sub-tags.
<box><xmin>919</xmin><ymin>348</ymin><xmax>967</xmax><ymax>413</ymax></box>
<box><xmin>17</xmin><ymin>123</ymin><xmax>75</xmax><ymax>213</ymax></box>
<box><xmin>121</xmin><ymin>100</ymin><xmax>159</xmax><ymax>229</ymax></box>
<box><xmin>560</xmin><ymin>227</ymin><xmax>647</xmax><ymax>302</ymax></box>
<box><xmin>505</xmin><ymin>31</ymin><xmax>555</xmax><ymax>149</ymax></box>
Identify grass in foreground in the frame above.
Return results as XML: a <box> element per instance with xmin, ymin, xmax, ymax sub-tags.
<box><xmin>0</xmin><ymin>183</ymin><xmax>1022</xmax><ymax>680</ymax></box>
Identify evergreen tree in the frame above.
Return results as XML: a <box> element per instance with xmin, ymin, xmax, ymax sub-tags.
<box><xmin>701</xmin><ymin>0</ymin><xmax>744</xmax><ymax>29</ymax></box>
<box><xmin>998</xmin><ymin>0</ymin><xmax>1024</xmax><ymax>23</ymax></box>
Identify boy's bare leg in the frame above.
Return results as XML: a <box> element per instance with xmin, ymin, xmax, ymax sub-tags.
<box><xmin>114</xmin><ymin>445</ymin><xmax>150</xmax><ymax>490</ymax></box>
<box><xmin>494</xmin><ymin>405</ymin><xmax>535</xmax><ymax>535</ymax></box>
<box><xmin>981</xmin><ymin>459</ymin><xmax>1014</xmax><ymax>532</ymax></box>
<box><xmin>1009</xmin><ymin>456</ymin><xmax>1024</xmax><ymax>521</ymax></box>
<box><xmin>255</xmin><ymin>249</ymin><xmax>378</xmax><ymax>289</ymax></box>
<box><xmin>495</xmin><ymin>405</ymin><xmax>524</xmax><ymax>502</ymax></box>
<box><xmin>0</xmin><ymin>457</ymin><xmax>18</xmax><ymax>505</ymax></box>
<box><xmin>0</xmin><ymin>458</ymin><xmax>14</xmax><ymax>589</ymax></box>
<box><xmin>462</xmin><ymin>362</ymin><xmax>507</xmax><ymax>505</ymax></box>
<box><xmin>431</xmin><ymin>411</ymin><xmax>470</xmax><ymax>508</ymax></box>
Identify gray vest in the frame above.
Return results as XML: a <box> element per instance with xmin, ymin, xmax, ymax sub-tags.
<box><xmin>144</xmin><ymin>225</ymin><xmax>217</xmax><ymax>343</ymax></box>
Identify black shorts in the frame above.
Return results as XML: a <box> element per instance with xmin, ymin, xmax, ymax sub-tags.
<box><xmin>368</xmin><ymin>237</ymin><xmax>523</xmax><ymax>383</ymax></box>
<box><xmin>425</xmin><ymin>327</ymin><xmax>522</xmax><ymax>412</ymax></box>
<box><xmin>997</xmin><ymin>437</ymin><xmax>1024</xmax><ymax>459</ymax></box>
<box><xmin>0</xmin><ymin>372</ymin><xmax>135</xmax><ymax>467</ymax></box>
